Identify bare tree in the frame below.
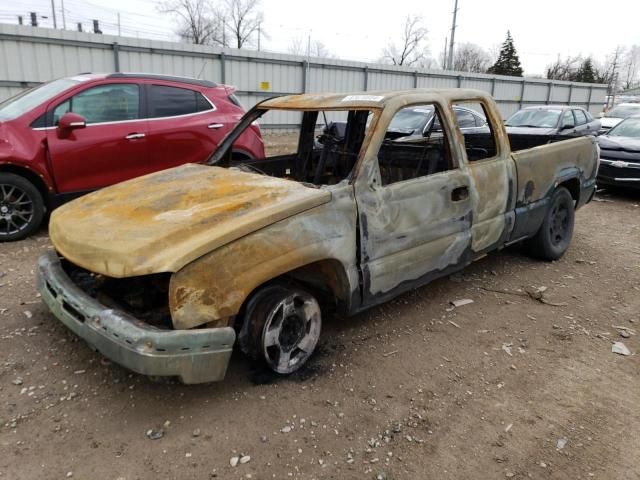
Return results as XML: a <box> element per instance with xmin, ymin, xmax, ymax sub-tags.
<box><xmin>622</xmin><ymin>45</ymin><xmax>640</xmax><ymax>89</ymax></box>
<box><xmin>452</xmin><ymin>42</ymin><xmax>491</xmax><ymax>73</ymax></box>
<box><xmin>288</xmin><ymin>37</ymin><xmax>334</xmax><ymax>59</ymax></box>
<box><xmin>381</xmin><ymin>15</ymin><xmax>429</xmax><ymax>66</ymax></box>
<box><xmin>224</xmin><ymin>0</ymin><xmax>263</xmax><ymax>49</ymax></box>
<box><xmin>158</xmin><ymin>0</ymin><xmax>223</xmax><ymax>45</ymax></box>
<box><xmin>546</xmin><ymin>54</ymin><xmax>583</xmax><ymax>81</ymax></box>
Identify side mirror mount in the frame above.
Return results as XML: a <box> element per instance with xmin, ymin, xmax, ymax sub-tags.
<box><xmin>560</xmin><ymin>123</ymin><xmax>574</xmax><ymax>131</ymax></box>
<box><xmin>57</xmin><ymin>112</ymin><xmax>86</xmax><ymax>138</ymax></box>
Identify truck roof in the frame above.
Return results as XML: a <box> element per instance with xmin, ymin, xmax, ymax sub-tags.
<box><xmin>260</xmin><ymin>88</ymin><xmax>492</xmax><ymax>110</ymax></box>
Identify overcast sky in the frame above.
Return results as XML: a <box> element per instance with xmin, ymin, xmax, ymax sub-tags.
<box><xmin>3</xmin><ymin>0</ymin><xmax>639</xmax><ymax>76</ymax></box>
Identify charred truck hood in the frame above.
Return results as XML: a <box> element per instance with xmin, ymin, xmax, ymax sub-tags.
<box><xmin>49</xmin><ymin>164</ymin><xmax>331</xmax><ymax>277</ymax></box>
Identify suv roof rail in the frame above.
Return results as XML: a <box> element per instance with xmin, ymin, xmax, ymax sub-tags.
<box><xmin>106</xmin><ymin>73</ymin><xmax>217</xmax><ymax>87</ymax></box>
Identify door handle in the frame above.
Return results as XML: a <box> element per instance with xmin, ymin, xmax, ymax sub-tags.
<box><xmin>451</xmin><ymin>185</ymin><xmax>469</xmax><ymax>202</ymax></box>
<box><xmin>208</xmin><ymin>123</ymin><xmax>224</xmax><ymax>130</ymax></box>
<box><xmin>125</xmin><ymin>133</ymin><xmax>145</xmax><ymax>140</ymax></box>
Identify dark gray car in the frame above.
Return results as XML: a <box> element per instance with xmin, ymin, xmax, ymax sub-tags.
<box><xmin>597</xmin><ymin>116</ymin><xmax>640</xmax><ymax>190</ymax></box>
<box><xmin>505</xmin><ymin>105</ymin><xmax>600</xmax><ymax>150</ymax></box>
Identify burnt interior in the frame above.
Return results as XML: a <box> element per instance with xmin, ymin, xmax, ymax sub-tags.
<box><xmin>223</xmin><ymin>109</ymin><xmax>371</xmax><ymax>186</ymax></box>
<box><xmin>60</xmin><ymin>258</ymin><xmax>173</xmax><ymax>329</ymax></box>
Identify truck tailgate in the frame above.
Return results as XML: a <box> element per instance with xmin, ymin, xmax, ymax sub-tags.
<box><xmin>511</xmin><ymin>137</ymin><xmax>598</xmax><ymax>205</ymax></box>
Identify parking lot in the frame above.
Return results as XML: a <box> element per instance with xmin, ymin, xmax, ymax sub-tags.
<box><xmin>0</xmin><ymin>187</ymin><xmax>638</xmax><ymax>480</ymax></box>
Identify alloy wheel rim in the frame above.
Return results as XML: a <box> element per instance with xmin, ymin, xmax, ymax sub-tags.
<box><xmin>0</xmin><ymin>183</ymin><xmax>34</xmax><ymax>236</ymax></box>
<box><xmin>261</xmin><ymin>291</ymin><xmax>321</xmax><ymax>374</ymax></box>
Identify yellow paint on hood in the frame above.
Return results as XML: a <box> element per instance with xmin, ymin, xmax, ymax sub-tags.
<box><xmin>49</xmin><ymin>164</ymin><xmax>331</xmax><ymax>277</ymax></box>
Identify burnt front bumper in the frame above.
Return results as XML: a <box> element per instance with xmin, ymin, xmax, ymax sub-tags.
<box><xmin>36</xmin><ymin>252</ymin><xmax>236</xmax><ymax>384</ymax></box>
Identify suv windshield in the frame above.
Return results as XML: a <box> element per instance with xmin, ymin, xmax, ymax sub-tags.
<box><xmin>605</xmin><ymin>105</ymin><xmax>640</xmax><ymax>119</ymax></box>
<box><xmin>608</xmin><ymin>117</ymin><xmax>640</xmax><ymax>138</ymax></box>
<box><xmin>0</xmin><ymin>78</ymin><xmax>81</xmax><ymax>121</ymax></box>
<box><xmin>505</xmin><ymin>109</ymin><xmax>562</xmax><ymax>128</ymax></box>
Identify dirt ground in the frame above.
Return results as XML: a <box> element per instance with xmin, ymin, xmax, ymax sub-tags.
<box><xmin>1</xmin><ymin>188</ymin><xmax>639</xmax><ymax>480</ymax></box>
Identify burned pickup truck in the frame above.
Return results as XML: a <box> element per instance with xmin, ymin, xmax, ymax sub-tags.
<box><xmin>37</xmin><ymin>89</ymin><xmax>598</xmax><ymax>383</ymax></box>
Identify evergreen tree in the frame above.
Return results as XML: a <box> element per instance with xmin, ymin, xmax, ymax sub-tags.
<box><xmin>487</xmin><ymin>31</ymin><xmax>523</xmax><ymax>77</ymax></box>
<box><xmin>575</xmin><ymin>57</ymin><xmax>597</xmax><ymax>83</ymax></box>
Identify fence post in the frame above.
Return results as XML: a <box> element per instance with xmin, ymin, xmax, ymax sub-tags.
<box><xmin>587</xmin><ymin>85</ymin><xmax>593</xmax><ymax>112</ymax></box>
<box><xmin>302</xmin><ymin>60</ymin><xmax>308</xmax><ymax>93</ymax></box>
<box><xmin>112</xmin><ymin>42</ymin><xmax>120</xmax><ymax>72</ymax></box>
<box><xmin>546</xmin><ymin>81</ymin><xmax>553</xmax><ymax>105</ymax></box>
<box><xmin>519</xmin><ymin>80</ymin><xmax>526</xmax><ymax>109</ymax></box>
<box><xmin>491</xmin><ymin>78</ymin><xmax>496</xmax><ymax>96</ymax></box>
<box><xmin>457</xmin><ymin>75</ymin><xmax>462</xmax><ymax>88</ymax></box>
<box><xmin>363</xmin><ymin>66</ymin><xmax>368</xmax><ymax>91</ymax></box>
<box><xmin>220</xmin><ymin>52</ymin><xmax>226</xmax><ymax>84</ymax></box>
<box><xmin>413</xmin><ymin>71</ymin><xmax>418</xmax><ymax>89</ymax></box>
<box><xmin>567</xmin><ymin>84</ymin><xmax>573</xmax><ymax>105</ymax></box>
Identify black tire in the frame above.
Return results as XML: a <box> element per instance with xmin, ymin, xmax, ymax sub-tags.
<box><xmin>240</xmin><ymin>284</ymin><xmax>322</xmax><ymax>375</ymax></box>
<box><xmin>0</xmin><ymin>173</ymin><xmax>45</xmax><ymax>242</ymax></box>
<box><xmin>525</xmin><ymin>186</ymin><xmax>575</xmax><ymax>261</ymax></box>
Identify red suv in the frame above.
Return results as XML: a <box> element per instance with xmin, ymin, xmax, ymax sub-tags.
<box><xmin>0</xmin><ymin>73</ymin><xmax>265</xmax><ymax>241</ymax></box>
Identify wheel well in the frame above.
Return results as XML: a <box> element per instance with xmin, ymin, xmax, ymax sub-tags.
<box><xmin>558</xmin><ymin>178</ymin><xmax>580</xmax><ymax>206</ymax></box>
<box><xmin>235</xmin><ymin>259</ymin><xmax>351</xmax><ymax>329</ymax></box>
<box><xmin>0</xmin><ymin>165</ymin><xmax>51</xmax><ymax>207</ymax></box>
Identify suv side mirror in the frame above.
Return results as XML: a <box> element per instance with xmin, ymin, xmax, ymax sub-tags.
<box><xmin>58</xmin><ymin>112</ymin><xmax>86</xmax><ymax>137</ymax></box>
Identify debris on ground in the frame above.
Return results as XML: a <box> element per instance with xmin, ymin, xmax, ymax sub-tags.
<box><xmin>450</xmin><ymin>298</ymin><xmax>474</xmax><ymax>308</ymax></box>
<box><xmin>556</xmin><ymin>437</ymin><xmax>568</xmax><ymax>450</ymax></box>
<box><xmin>146</xmin><ymin>429</ymin><xmax>164</xmax><ymax>440</ymax></box>
<box><xmin>612</xmin><ymin>342</ymin><xmax>631</xmax><ymax>356</ymax></box>
<box><xmin>477</xmin><ymin>285</ymin><xmax>567</xmax><ymax>307</ymax></box>
<box><xmin>230</xmin><ymin>456</ymin><xmax>239</xmax><ymax>467</ymax></box>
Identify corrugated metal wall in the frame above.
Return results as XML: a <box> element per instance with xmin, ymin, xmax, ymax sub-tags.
<box><xmin>0</xmin><ymin>24</ymin><xmax>608</xmax><ymax>128</ymax></box>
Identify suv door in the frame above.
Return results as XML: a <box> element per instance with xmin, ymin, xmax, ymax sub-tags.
<box><xmin>355</xmin><ymin>103</ymin><xmax>474</xmax><ymax>305</ymax></box>
<box><xmin>145</xmin><ymin>84</ymin><xmax>224</xmax><ymax>169</ymax></box>
<box><xmin>46</xmin><ymin>82</ymin><xmax>149</xmax><ymax>192</ymax></box>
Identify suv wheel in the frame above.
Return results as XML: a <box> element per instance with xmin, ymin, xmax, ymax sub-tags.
<box><xmin>0</xmin><ymin>173</ymin><xmax>45</xmax><ymax>242</ymax></box>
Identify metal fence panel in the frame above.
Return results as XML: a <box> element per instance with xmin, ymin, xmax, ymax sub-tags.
<box><xmin>0</xmin><ymin>23</ymin><xmax>609</xmax><ymax>126</ymax></box>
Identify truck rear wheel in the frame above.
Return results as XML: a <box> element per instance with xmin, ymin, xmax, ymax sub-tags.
<box><xmin>241</xmin><ymin>284</ymin><xmax>322</xmax><ymax>375</ymax></box>
<box><xmin>525</xmin><ymin>186</ymin><xmax>575</xmax><ymax>261</ymax></box>
<box><xmin>0</xmin><ymin>173</ymin><xmax>45</xmax><ymax>242</ymax></box>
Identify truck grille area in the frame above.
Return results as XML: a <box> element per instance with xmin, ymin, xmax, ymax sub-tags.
<box><xmin>59</xmin><ymin>257</ymin><xmax>173</xmax><ymax>329</ymax></box>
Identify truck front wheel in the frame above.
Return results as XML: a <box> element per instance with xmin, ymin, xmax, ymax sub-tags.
<box><xmin>0</xmin><ymin>173</ymin><xmax>45</xmax><ymax>242</ymax></box>
<box><xmin>525</xmin><ymin>186</ymin><xmax>575</xmax><ymax>261</ymax></box>
<box><xmin>242</xmin><ymin>285</ymin><xmax>322</xmax><ymax>375</ymax></box>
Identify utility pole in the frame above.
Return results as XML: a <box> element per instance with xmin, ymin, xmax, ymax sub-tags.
<box><xmin>257</xmin><ymin>22</ymin><xmax>261</xmax><ymax>51</ymax></box>
<box><xmin>61</xmin><ymin>0</ymin><xmax>66</xmax><ymax>29</ymax></box>
<box><xmin>117</xmin><ymin>12</ymin><xmax>121</xmax><ymax>36</ymax></box>
<box><xmin>443</xmin><ymin>36</ymin><xmax>448</xmax><ymax>70</ymax></box>
<box><xmin>446</xmin><ymin>0</ymin><xmax>458</xmax><ymax>71</ymax></box>
<box><xmin>50</xmin><ymin>0</ymin><xmax>58</xmax><ymax>28</ymax></box>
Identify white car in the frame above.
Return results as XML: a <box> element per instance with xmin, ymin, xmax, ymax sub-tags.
<box><xmin>599</xmin><ymin>103</ymin><xmax>640</xmax><ymax>133</ymax></box>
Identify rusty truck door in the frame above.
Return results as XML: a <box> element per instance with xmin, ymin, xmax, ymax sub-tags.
<box><xmin>354</xmin><ymin>103</ymin><xmax>474</xmax><ymax>307</ymax></box>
